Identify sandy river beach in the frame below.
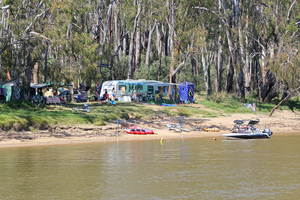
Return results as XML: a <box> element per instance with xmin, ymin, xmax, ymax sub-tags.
<box><xmin>0</xmin><ymin>109</ymin><xmax>299</xmax><ymax>148</ymax></box>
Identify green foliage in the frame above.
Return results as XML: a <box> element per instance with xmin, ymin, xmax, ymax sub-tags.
<box><xmin>0</xmin><ymin>0</ymin><xmax>299</xmax><ymax>105</ymax></box>
<box><xmin>134</xmin><ymin>56</ymin><xmax>170</xmax><ymax>81</ymax></box>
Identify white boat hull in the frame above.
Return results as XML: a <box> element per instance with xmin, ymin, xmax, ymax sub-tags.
<box><xmin>222</xmin><ymin>132</ymin><xmax>271</xmax><ymax>139</ymax></box>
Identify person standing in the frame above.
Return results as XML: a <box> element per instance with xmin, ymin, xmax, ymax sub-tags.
<box><xmin>188</xmin><ymin>88</ymin><xmax>194</xmax><ymax>103</ymax></box>
<box><xmin>112</xmin><ymin>87</ymin><xmax>116</xmax><ymax>101</ymax></box>
<box><xmin>96</xmin><ymin>83</ymin><xmax>101</xmax><ymax>101</ymax></box>
<box><xmin>132</xmin><ymin>89</ymin><xmax>137</xmax><ymax>101</ymax></box>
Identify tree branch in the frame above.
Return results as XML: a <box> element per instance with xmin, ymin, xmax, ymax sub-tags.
<box><xmin>30</xmin><ymin>31</ymin><xmax>52</xmax><ymax>43</ymax></box>
<box><xmin>287</xmin><ymin>0</ymin><xmax>296</xmax><ymax>24</ymax></box>
<box><xmin>23</xmin><ymin>10</ymin><xmax>47</xmax><ymax>37</ymax></box>
<box><xmin>102</xmin><ymin>0</ymin><xmax>114</xmax><ymax>46</ymax></box>
<box><xmin>269</xmin><ymin>92</ymin><xmax>290</xmax><ymax>117</ymax></box>
<box><xmin>172</xmin><ymin>53</ymin><xmax>190</xmax><ymax>77</ymax></box>
<box><xmin>256</xmin><ymin>1</ymin><xmax>279</xmax><ymax>19</ymax></box>
<box><xmin>112</xmin><ymin>45</ymin><xmax>122</xmax><ymax>58</ymax></box>
<box><xmin>0</xmin><ymin>5</ymin><xmax>10</xmax><ymax>10</ymax></box>
<box><xmin>192</xmin><ymin>6</ymin><xmax>229</xmax><ymax>29</ymax></box>
<box><xmin>269</xmin><ymin>86</ymin><xmax>300</xmax><ymax>117</ymax></box>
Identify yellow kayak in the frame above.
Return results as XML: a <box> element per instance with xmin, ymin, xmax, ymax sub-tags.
<box><xmin>204</xmin><ymin>126</ymin><xmax>220</xmax><ymax>132</ymax></box>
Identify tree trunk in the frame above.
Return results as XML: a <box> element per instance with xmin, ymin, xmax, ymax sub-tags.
<box><xmin>43</xmin><ymin>43</ymin><xmax>48</xmax><ymax>83</ymax></box>
<box><xmin>145</xmin><ymin>23</ymin><xmax>156</xmax><ymax>67</ymax></box>
<box><xmin>0</xmin><ymin>7</ymin><xmax>9</xmax><ymax>73</ymax></box>
<box><xmin>113</xmin><ymin>1</ymin><xmax>121</xmax><ymax>59</ymax></box>
<box><xmin>156</xmin><ymin>22</ymin><xmax>162</xmax><ymax>80</ymax></box>
<box><xmin>167</xmin><ymin>0</ymin><xmax>175</xmax><ymax>87</ymax></box>
<box><xmin>7</xmin><ymin>67</ymin><xmax>11</xmax><ymax>81</ymax></box>
<box><xmin>102</xmin><ymin>1</ymin><xmax>113</xmax><ymax>50</ymax></box>
<box><xmin>128</xmin><ymin>32</ymin><xmax>135</xmax><ymax>79</ymax></box>
<box><xmin>260</xmin><ymin>69</ymin><xmax>277</xmax><ymax>102</ymax></box>
<box><xmin>127</xmin><ymin>2</ymin><xmax>141</xmax><ymax>79</ymax></box>
<box><xmin>122</xmin><ymin>27</ymin><xmax>127</xmax><ymax>55</ymax></box>
<box><xmin>33</xmin><ymin>62</ymin><xmax>39</xmax><ymax>84</ymax></box>
<box><xmin>214</xmin><ymin>52</ymin><xmax>218</xmax><ymax>92</ymax></box>
<box><xmin>225</xmin><ymin>56</ymin><xmax>234</xmax><ymax>93</ymax></box>
<box><xmin>195</xmin><ymin>55</ymin><xmax>199</xmax><ymax>87</ymax></box>
<box><xmin>135</xmin><ymin>19</ymin><xmax>141</xmax><ymax>72</ymax></box>
<box><xmin>164</xmin><ymin>24</ymin><xmax>169</xmax><ymax>57</ymax></box>
<box><xmin>201</xmin><ymin>49</ymin><xmax>212</xmax><ymax>97</ymax></box>
<box><xmin>24</xmin><ymin>47</ymin><xmax>33</xmax><ymax>100</ymax></box>
<box><xmin>255</xmin><ymin>55</ymin><xmax>260</xmax><ymax>96</ymax></box>
<box><xmin>214</xmin><ymin>35</ymin><xmax>223</xmax><ymax>92</ymax></box>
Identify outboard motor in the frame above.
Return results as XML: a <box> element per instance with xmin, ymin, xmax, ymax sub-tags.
<box><xmin>263</xmin><ymin>129</ymin><xmax>272</xmax><ymax>136</ymax></box>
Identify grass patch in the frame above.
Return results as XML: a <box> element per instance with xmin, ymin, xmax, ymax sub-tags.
<box><xmin>0</xmin><ymin>101</ymin><xmax>161</xmax><ymax>131</ymax></box>
<box><xmin>0</xmin><ymin>95</ymin><xmax>299</xmax><ymax>132</ymax></box>
<box><xmin>198</xmin><ymin>92</ymin><xmax>273</xmax><ymax>115</ymax></box>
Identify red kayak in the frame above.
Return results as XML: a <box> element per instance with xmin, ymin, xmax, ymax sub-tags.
<box><xmin>125</xmin><ymin>126</ymin><xmax>154</xmax><ymax>135</ymax></box>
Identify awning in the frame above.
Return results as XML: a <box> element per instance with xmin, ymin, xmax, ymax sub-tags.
<box><xmin>30</xmin><ymin>83</ymin><xmax>50</xmax><ymax>89</ymax></box>
<box><xmin>118</xmin><ymin>79</ymin><xmax>177</xmax><ymax>87</ymax></box>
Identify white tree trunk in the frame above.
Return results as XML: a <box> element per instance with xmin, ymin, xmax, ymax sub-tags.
<box><xmin>145</xmin><ymin>22</ymin><xmax>156</xmax><ymax>67</ymax></box>
<box><xmin>201</xmin><ymin>48</ymin><xmax>211</xmax><ymax>97</ymax></box>
<box><xmin>127</xmin><ymin>2</ymin><xmax>141</xmax><ymax>79</ymax></box>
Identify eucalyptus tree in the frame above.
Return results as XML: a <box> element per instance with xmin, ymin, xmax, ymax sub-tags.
<box><xmin>0</xmin><ymin>0</ymin><xmax>51</xmax><ymax>100</ymax></box>
<box><xmin>119</xmin><ymin>0</ymin><xmax>141</xmax><ymax>79</ymax></box>
<box><xmin>263</xmin><ymin>0</ymin><xmax>299</xmax><ymax>115</ymax></box>
<box><xmin>48</xmin><ymin>0</ymin><xmax>101</xmax><ymax>89</ymax></box>
<box><xmin>245</xmin><ymin>0</ymin><xmax>299</xmax><ymax>104</ymax></box>
<box><xmin>0</xmin><ymin>3</ymin><xmax>11</xmax><ymax>80</ymax></box>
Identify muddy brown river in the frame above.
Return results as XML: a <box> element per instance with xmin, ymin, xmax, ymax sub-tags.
<box><xmin>0</xmin><ymin>135</ymin><xmax>299</xmax><ymax>199</ymax></box>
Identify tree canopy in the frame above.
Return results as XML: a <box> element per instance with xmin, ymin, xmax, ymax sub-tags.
<box><xmin>0</xmin><ymin>0</ymin><xmax>299</xmax><ymax>104</ymax></box>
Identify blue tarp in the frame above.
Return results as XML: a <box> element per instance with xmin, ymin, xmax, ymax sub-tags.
<box><xmin>179</xmin><ymin>82</ymin><xmax>194</xmax><ymax>102</ymax></box>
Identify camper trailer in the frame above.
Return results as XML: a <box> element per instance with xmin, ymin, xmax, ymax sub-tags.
<box><xmin>99</xmin><ymin>81</ymin><xmax>128</xmax><ymax>101</ymax></box>
<box><xmin>100</xmin><ymin>80</ymin><xmax>173</xmax><ymax>101</ymax></box>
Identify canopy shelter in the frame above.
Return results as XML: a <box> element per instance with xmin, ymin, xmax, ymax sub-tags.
<box><xmin>118</xmin><ymin>79</ymin><xmax>176</xmax><ymax>87</ymax></box>
<box><xmin>179</xmin><ymin>82</ymin><xmax>194</xmax><ymax>102</ymax></box>
<box><xmin>118</xmin><ymin>79</ymin><xmax>177</xmax><ymax>98</ymax></box>
<box><xmin>30</xmin><ymin>83</ymin><xmax>50</xmax><ymax>89</ymax></box>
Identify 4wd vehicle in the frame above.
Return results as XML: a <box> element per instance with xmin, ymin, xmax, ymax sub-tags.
<box><xmin>73</xmin><ymin>90</ymin><xmax>88</xmax><ymax>102</ymax></box>
<box><xmin>58</xmin><ymin>89</ymin><xmax>88</xmax><ymax>103</ymax></box>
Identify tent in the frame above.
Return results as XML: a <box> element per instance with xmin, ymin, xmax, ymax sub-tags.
<box><xmin>1</xmin><ymin>82</ymin><xmax>20</xmax><ymax>101</ymax></box>
<box><xmin>1</xmin><ymin>82</ymin><xmax>50</xmax><ymax>101</ymax></box>
<box><xmin>179</xmin><ymin>82</ymin><xmax>194</xmax><ymax>102</ymax></box>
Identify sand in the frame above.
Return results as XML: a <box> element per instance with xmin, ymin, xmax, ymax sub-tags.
<box><xmin>0</xmin><ymin>108</ymin><xmax>299</xmax><ymax>148</ymax></box>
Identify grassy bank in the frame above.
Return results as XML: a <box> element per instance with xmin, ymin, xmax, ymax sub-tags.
<box><xmin>0</xmin><ymin>94</ymin><xmax>299</xmax><ymax>132</ymax></box>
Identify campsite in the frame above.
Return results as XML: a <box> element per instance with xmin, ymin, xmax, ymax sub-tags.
<box><xmin>0</xmin><ymin>90</ymin><xmax>299</xmax><ymax>148</ymax></box>
<box><xmin>0</xmin><ymin>1</ymin><xmax>299</xmax><ymax>199</ymax></box>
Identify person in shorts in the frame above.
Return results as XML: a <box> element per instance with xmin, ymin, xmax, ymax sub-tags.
<box><xmin>112</xmin><ymin>87</ymin><xmax>116</xmax><ymax>101</ymax></box>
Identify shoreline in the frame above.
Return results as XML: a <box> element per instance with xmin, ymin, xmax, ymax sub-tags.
<box><xmin>1</xmin><ymin>129</ymin><xmax>300</xmax><ymax>149</ymax></box>
<box><xmin>1</xmin><ymin>110</ymin><xmax>299</xmax><ymax>149</ymax></box>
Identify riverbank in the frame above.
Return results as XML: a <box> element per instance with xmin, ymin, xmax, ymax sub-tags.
<box><xmin>1</xmin><ymin>108</ymin><xmax>299</xmax><ymax>148</ymax></box>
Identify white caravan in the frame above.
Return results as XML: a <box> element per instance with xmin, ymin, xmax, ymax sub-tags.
<box><xmin>99</xmin><ymin>79</ymin><xmax>174</xmax><ymax>101</ymax></box>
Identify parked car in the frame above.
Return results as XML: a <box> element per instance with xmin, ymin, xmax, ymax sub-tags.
<box><xmin>58</xmin><ymin>89</ymin><xmax>88</xmax><ymax>103</ymax></box>
<box><xmin>73</xmin><ymin>90</ymin><xmax>88</xmax><ymax>102</ymax></box>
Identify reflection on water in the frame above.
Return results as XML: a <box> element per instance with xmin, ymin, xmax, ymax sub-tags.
<box><xmin>0</xmin><ymin>135</ymin><xmax>300</xmax><ymax>200</ymax></box>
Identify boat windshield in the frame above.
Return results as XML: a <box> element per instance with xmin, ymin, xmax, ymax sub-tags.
<box><xmin>248</xmin><ymin>119</ymin><xmax>260</xmax><ymax>125</ymax></box>
<box><xmin>233</xmin><ymin>120</ymin><xmax>244</xmax><ymax>125</ymax></box>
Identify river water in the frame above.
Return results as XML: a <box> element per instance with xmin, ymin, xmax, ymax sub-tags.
<box><xmin>0</xmin><ymin>135</ymin><xmax>300</xmax><ymax>200</ymax></box>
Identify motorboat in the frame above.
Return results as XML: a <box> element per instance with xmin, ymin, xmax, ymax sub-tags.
<box><xmin>222</xmin><ymin>119</ymin><xmax>272</xmax><ymax>139</ymax></box>
<box><xmin>125</xmin><ymin>125</ymin><xmax>154</xmax><ymax>135</ymax></box>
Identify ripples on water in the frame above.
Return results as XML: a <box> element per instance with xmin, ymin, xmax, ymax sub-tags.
<box><xmin>0</xmin><ymin>135</ymin><xmax>300</xmax><ymax>200</ymax></box>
